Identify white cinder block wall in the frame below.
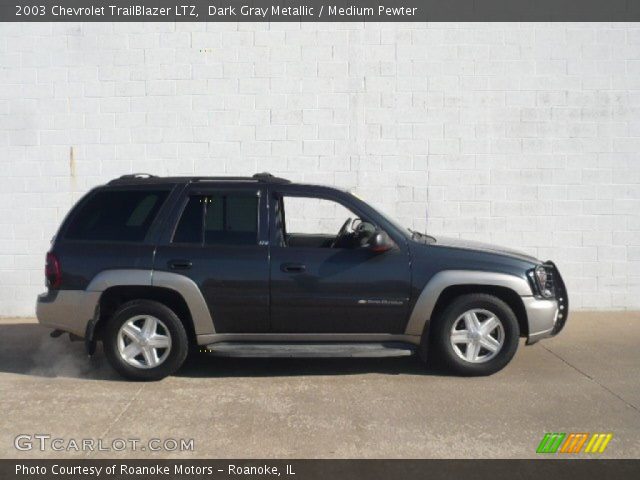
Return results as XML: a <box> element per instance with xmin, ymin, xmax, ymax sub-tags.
<box><xmin>1</xmin><ymin>22</ymin><xmax>639</xmax><ymax>315</ymax></box>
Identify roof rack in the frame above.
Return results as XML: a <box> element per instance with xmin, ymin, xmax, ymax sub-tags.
<box><xmin>252</xmin><ymin>172</ymin><xmax>290</xmax><ymax>184</ymax></box>
<box><xmin>107</xmin><ymin>172</ymin><xmax>291</xmax><ymax>185</ymax></box>
<box><xmin>190</xmin><ymin>177</ymin><xmax>258</xmax><ymax>183</ymax></box>
<box><xmin>117</xmin><ymin>173</ymin><xmax>156</xmax><ymax>180</ymax></box>
<box><xmin>191</xmin><ymin>172</ymin><xmax>290</xmax><ymax>184</ymax></box>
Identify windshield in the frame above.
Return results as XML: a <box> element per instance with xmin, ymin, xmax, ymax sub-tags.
<box><xmin>349</xmin><ymin>190</ymin><xmax>435</xmax><ymax>243</ymax></box>
<box><xmin>348</xmin><ymin>191</ymin><xmax>411</xmax><ymax>235</ymax></box>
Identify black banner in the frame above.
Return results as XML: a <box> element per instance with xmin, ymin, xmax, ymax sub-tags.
<box><xmin>1</xmin><ymin>0</ymin><xmax>640</xmax><ymax>22</ymax></box>
<box><xmin>3</xmin><ymin>460</ymin><xmax>640</xmax><ymax>480</ymax></box>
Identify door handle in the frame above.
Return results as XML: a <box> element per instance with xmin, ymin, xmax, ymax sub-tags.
<box><xmin>168</xmin><ymin>259</ymin><xmax>192</xmax><ymax>270</ymax></box>
<box><xmin>281</xmin><ymin>263</ymin><xmax>306</xmax><ymax>273</ymax></box>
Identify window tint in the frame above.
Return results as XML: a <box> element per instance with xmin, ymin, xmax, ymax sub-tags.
<box><xmin>173</xmin><ymin>193</ymin><xmax>258</xmax><ymax>246</ymax></box>
<box><xmin>173</xmin><ymin>197</ymin><xmax>204</xmax><ymax>244</ymax></box>
<box><xmin>65</xmin><ymin>190</ymin><xmax>168</xmax><ymax>242</ymax></box>
<box><xmin>126</xmin><ymin>195</ymin><xmax>160</xmax><ymax>227</ymax></box>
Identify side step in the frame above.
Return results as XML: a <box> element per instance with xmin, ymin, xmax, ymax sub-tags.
<box><xmin>202</xmin><ymin>342</ymin><xmax>416</xmax><ymax>358</ymax></box>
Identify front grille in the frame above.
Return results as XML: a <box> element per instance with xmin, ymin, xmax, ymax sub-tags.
<box><xmin>545</xmin><ymin>261</ymin><xmax>569</xmax><ymax>335</ymax></box>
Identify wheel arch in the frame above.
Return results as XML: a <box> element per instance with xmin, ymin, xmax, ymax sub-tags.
<box><xmin>428</xmin><ymin>285</ymin><xmax>528</xmax><ymax>340</ymax></box>
<box><xmin>405</xmin><ymin>270</ymin><xmax>532</xmax><ymax>340</ymax></box>
<box><xmin>86</xmin><ymin>269</ymin><xmax>215</xmax><ymax>346</ymax></box>
<box><xmin>95</xmin><ymin>285</ymin><xmax>197</xmax><ymax>344</ymax></box>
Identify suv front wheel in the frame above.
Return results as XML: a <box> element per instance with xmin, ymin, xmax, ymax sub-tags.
<box><xmin>430</xmin><ymin>294</ymin><xmax>520</xmax><ymax>376</ymax></box>
<box><xmin>104</xmin><ymin>300</ymin><xmax>189</xmax><ymax>381</ymax></box>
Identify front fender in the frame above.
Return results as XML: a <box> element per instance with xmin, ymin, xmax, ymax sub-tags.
<box><xmin>404</xmin><ymin>270</ymin><xmax>532</xmax><ymax>336</ymax></box>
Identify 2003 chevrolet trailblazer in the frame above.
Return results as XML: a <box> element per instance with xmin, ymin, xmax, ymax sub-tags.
<box><xmin>37</xmin><ymin>173</ymin><xmax>568</xmax><ymax>380</ymax></box>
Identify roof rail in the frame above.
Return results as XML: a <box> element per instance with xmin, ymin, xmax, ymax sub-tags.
<box><xmin>118</xmin><ymin>173</ymin><xmax>156</xmax><ymax>180</ymax></box>
<box><xmin>191</xmin><ymin>177</ymin><xmax>257</xmax><ymax>183</ymax></box>
<box><xmin>106</xmin><ymin>172</ymin><xmax>291</xmax><ymax>185</ymax></box>
<box><xmin>252</xmin><ymin>172</ymin><xmax>290</xmax><ymax>183</ymax></box>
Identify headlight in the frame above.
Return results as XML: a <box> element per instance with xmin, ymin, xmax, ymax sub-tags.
<box><xmin>533</xmin><ymin>265</ymin><xmax>554</xmax><ymax>298</ymax></box>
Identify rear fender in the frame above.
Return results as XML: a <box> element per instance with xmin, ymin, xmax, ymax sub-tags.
<box><xmin>85</xmin><ymin>269</ymin><xmax>215</xmax><ymax>348</ymax></box>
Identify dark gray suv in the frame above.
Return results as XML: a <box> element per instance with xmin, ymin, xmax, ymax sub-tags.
<box><xmin>37</xmin><ymin>173</ymin><xmax>568</xmax><ymax>380</ymax></box>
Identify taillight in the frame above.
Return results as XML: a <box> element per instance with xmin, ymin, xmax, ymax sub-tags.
<box><xmin>45</xmin><ymin>252</ymin><xmax>61</xmax><ymax>289</ymax></box>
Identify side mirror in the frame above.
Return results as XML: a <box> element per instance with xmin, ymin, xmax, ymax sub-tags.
<box><xmin>368</xmin><ymin>230</ymin><xmax>395</xmax><ymax>253</ymax></box>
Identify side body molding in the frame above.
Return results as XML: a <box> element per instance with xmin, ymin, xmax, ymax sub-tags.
<box><xmin>404</xmin><ymin>270</ymin><xmax>533</xmax><ymax>337</ymax></box>
<box><xmin>87</xmin><ymin>269</ymin><xmax>215</xmax><ymax>336</ymax></box>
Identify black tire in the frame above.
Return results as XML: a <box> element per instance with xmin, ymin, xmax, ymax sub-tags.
<box><xmin>427</xmin><ymin>294</ymin><xmax>520</xmax><ymax>376</ymax></box>
<box><xmin>103</xmin><ymin>299</ymin><xmax>189</xmax><ymax>381</ymax></box>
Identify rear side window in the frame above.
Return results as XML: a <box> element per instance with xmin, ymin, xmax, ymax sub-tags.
<box><xmin>173</xmin><ymin>193</ymin><xmax>258</xmax><ymax>246</ymax></box>
<box><xmin>65</xmin><ymin>190</ymin><xmax>169</xmax><ymax>242</ymax></box>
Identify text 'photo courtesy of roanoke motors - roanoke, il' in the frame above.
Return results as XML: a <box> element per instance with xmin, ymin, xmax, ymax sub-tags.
<box><xmin>0</xmin><ymin>1</ymin><xmax>640</xmax><ymax>480</ymax></box>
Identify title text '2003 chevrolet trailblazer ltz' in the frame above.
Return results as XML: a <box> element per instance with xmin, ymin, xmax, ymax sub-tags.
<box><xmin>37</xmin><ymin>173</ymin><xmax>568</xmax><ymax>380</ymax></box>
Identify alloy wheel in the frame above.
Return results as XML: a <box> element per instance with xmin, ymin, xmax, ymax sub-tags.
<box><xmin>117</xmin><ymin>315</ymin><xmax>172</xmax><ymax>369</ymax></box>
<box><xmin>449</xmin><ymin>308</ymin><xmax>505</xmax><ymax>363</ymax></box>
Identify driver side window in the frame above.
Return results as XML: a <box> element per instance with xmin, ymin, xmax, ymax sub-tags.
<box><xmin>278</xmin><ymin>195</ymin><xmax>371</xmax><ymax>249</ymax></box>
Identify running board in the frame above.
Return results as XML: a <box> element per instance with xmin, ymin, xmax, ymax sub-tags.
<box><xmin>202</xmin><ymin>342</ymin><xmax>416</xmax><ymax>358</ymax></box>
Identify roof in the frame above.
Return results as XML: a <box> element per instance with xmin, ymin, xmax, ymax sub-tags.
<box><xmin>107</xmin><ymin>172</ymin><xmax>291</xmax><ymax>186</ymax></box>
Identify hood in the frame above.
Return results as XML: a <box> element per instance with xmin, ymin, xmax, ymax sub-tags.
<box><xmin>429</xmin><ymin>236</ymin><xmax>539</xmax><ymax>264</ymax></box>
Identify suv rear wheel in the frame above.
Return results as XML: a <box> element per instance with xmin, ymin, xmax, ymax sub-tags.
<box><xmin>429</xmin><ymin>294</ymin><xmax>520</xmax><ymax>376</ymax></box>
<box><xmin>104</xmin><ymin>300</ymin><xmax>189</xmax><ymax>381</ymax></box>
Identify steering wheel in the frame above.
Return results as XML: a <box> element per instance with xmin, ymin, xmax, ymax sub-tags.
<box><xmin>331</xmin><ymin>217</ymin><xmax>352</xmax><ymax>248</ymax></box>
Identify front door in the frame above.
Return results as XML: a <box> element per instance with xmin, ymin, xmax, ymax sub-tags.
<box><xmin>154</xmin><ymin>185</ymin><xmax>270</xmax><ymax>333</ymax></box>
<box><xmin>268</xmin><ymin>189</ymin><xmax>412</xmax><ymax>334</ymax></box>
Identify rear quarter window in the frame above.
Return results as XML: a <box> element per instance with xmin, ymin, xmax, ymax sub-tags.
<box><xmin>64</xmin><ymin>189</ymin><xmax>169</xmax><ymax>242</ymax></box>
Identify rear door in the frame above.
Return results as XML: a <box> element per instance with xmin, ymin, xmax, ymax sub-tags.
<box><xmin>154</xmin><ymin>184</ymin><xmax>270</xmax><ymax>333</ymax></box>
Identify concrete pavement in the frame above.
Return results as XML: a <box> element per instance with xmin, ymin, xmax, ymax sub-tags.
<box><xmin>0</xmin><ymin>312</ymin><xmax>639</xmax><ymax>459</ymax></box>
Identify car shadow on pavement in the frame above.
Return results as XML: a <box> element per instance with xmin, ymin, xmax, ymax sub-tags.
<box><xmin>0</xmin><ymin>323</ymin><xmax>446</xmax><ymax>380</ymax></box>
<box><xmin>177</xmin><ymin>352</ymin><xmax>446</xmax><ymax>378</ymax></box>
